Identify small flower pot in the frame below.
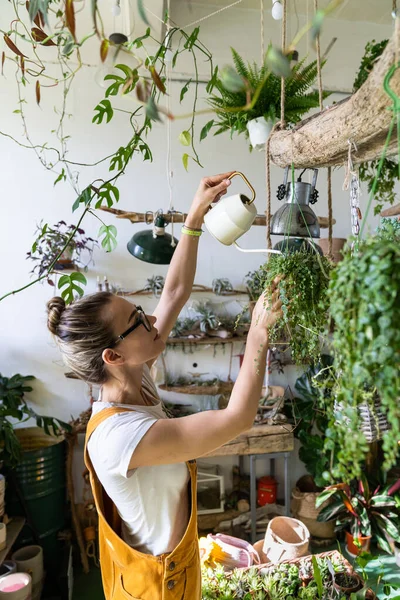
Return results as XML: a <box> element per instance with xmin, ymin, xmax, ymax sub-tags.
<box><xmin>333</xmin><ymin>571</ymin><xmax>362</xmax><ymax>594</ymax></box>
<box><xmin>55</xmin><ymin>246</ymin><xmax>75</xmax><ymax>270</ymax></box>
<box><xmin>247</xmin><ymin>117</ymin><xmax>276</xmax><ymax>151</ymax></box>
<box><xmin>318</xmin><ymin>238</ymin><xmax>346</xmax><ymax>263</ymax></box>
<box><xmin>345</xmin><ymin>530</ymin><xmax>371</xmax><ymax>556</ymax></box>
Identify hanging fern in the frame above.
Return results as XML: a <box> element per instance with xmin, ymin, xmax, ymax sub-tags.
<box><xmin>207</xmin><ymin>47</ymin><xmax>330</xmax><ymax>142</ymax></box>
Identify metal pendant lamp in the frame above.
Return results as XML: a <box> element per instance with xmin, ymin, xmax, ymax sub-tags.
<box><xmin>271</xmin><ymin>167</ymin><xmax>322</xmax><ymax>254</ymax></box>
<box><xmin>127</xmin><ymin>212</ymin><xmax>178</xmax><ymax>264</ymax></box>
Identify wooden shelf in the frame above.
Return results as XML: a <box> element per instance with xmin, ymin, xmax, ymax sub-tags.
<box><xmin>166</xmin><ymin>336</ymin><xmax>248</xmax><ymax>346</ymax></box>
<box><xmin>0</xmin><ymin>517</ymin><xmax>25</xmax><ymax>565</ymax></box>
<box><xmin>158</xmin><ymin>381</ymin><xmax>234</xmax><ymax>395</ymax></box>
<box><xmin>117</xmin><ymin>284</ymin><xmax>249</xmax><ymax>298</ymax></box>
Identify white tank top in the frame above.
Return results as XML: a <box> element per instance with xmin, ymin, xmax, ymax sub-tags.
<box><xmin>87</xmin><ymin>365</ymin><xmax>190</xmax><ymax>556</ymax></box>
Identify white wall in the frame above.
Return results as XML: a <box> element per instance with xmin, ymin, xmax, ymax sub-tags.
<box><xmin>0</xmin><ymin>1</ymin><xmax>394</xmax><ymax>496</ymax></box>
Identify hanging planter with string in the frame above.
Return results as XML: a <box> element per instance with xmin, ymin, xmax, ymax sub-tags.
<box><xmin>322</xmin><ymin>64</ymin><xmax>400</xmax><ymax>483</ymax></box>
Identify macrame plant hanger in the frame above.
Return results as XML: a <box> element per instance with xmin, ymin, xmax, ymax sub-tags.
<box><xmin>265</xmin><ymin>0</ymin><xmax>334</xmax><ymax>258</ymax></box>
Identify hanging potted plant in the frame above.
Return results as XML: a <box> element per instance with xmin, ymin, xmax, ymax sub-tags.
<box><xmin>316</xmin><ymin>473</ymin><xmax>400</xmax><ymax>557</ymax></box>
<box><xmin>26</xmin><ymin>221</ymin><xmax>98</xmax><ymax>286</ymax></box>
<box><xmin>258</xmin><ymin>250</ymin><xmax>332</xmax><ymax>365</ymax></box>
<box><xmin>326</xmin><ymin>218</ymin><xmax>400</xmax><ymax>482</ymax></box>
<box><xmin>207</xmin><ymin>48</ymin><xmax>328</xmax><ymax>150</ymax></box>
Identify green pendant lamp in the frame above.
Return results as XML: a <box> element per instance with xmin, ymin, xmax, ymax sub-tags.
<box><xmin>127</xmin><ymin>212</ymin><xmax>178</xmax><ymax>264</ymax></box>
<box><xmin>271</xmin><ymin>167</ymin><xmax>322</xmax><ymax>255</ymax></box>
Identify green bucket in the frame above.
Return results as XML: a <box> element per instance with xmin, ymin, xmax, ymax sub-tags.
<box><xmin>6</xmin><ymin>428</ymin><xmax>67</xmax><ymax>569</ymax></box>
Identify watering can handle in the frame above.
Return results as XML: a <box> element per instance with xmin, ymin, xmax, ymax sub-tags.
<box><xmin>228</xmin><ymin>172</ymin><xmax>256</xmax><ymax>204</ymax></box>
<box><xmin>233</xmin><ymin>242</ymin><xmax>282</xmax><ymax>254</ymax></box>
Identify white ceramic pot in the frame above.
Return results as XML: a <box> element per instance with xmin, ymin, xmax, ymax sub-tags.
<box><xmin>0</xmin><ymin>573</ymin><xmax>32</xmax><ymax>600</ymax></box>
<box><xmin>12</xmin><ymin>546</ymin><xmax>43</xmax><ymax>600</ymax></box>
<box><xmin>204</xmin><ymin>171</ymin><xmax>257</xmax><ymax>246</ymax></box>
<box><xmin>247</xmin><ymin>117</ymin><xmax>276</xmax><ymax>151</ymax></box>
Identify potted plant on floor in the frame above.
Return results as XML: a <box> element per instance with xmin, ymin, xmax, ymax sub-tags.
<box><xmin>0</xmin><ymin>373</ymin><xmax>71</xmax><ymax>571</ymax></box>
<box><xmin>316</xmin><ymin>473</ymin><xmax>400</xmax><ymax>556</ymax></box>
<box><xmin>207</xmin><ymin>48</ymin><xmax>328</xmax><ymax>150</ymax></box>
<box><xmin>26</xmin><ymin>221</ymin><xmax>98</xmax><ymax>286</ymax></box>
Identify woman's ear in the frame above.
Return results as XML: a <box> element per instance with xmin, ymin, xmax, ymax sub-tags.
<box><xmin>102</xmin><ymin>348</ymin><xmax>125</xmax><ymax>367</ymax></box>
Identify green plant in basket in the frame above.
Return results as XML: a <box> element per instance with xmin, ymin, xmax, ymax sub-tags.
<box><xmin>326</xmin><ymin>220</ymin><xmax>400</xmax><ymax>482</ymax></box>
<box><xmin>258</xmin><ymin>250</ymin><xmax>332</xmax><ymax>365</ymax></box>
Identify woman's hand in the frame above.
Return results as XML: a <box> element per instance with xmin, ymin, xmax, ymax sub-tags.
<box><xmin>250</xmin><ymin>277</ymin><xmax>283</xmax><ymax>336</ymax></box>
<box><xmin>185</xmin><ymin>172</ymin><xmax>235</xmax><ymax>228</ymax></box>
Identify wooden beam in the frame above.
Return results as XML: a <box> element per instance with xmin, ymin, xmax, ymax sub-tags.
<box><xmin>99</xmin><ymin>207</ymin><xmax>335</xmax><ymax>228</ymax></box>
<box><xmin>269</xmin><ymin>26</ymin><xmax>400</xmax><ymax>168</ymax></box>
<box><xmin>381</xmin><ymin>203</ymin><xmax>400</xmax><ymax>217</ymax></box>
<box><xmin>204</xmin><ymin>424</ymin><xmax>294</xmax><ymax>456</ymax></box>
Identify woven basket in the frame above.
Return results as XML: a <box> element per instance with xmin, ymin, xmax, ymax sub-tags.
<box><xmin>261</xmin><ymin>516</ymin><xmax>310</xmax><ymax>563</ymax></box>
<box><xmin>335</xmin><ymin>396</ymin><xmax>390</xmax><ymax>443</ymax></box>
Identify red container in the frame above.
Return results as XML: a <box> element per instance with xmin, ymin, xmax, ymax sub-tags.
<box><xmin>257</xmin><ymin>476</ymin><xmax>277</xmax><ymax>505</ymax></box>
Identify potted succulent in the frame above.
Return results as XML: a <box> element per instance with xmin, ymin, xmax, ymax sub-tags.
<box><xmin>26</xmin><ymin>221</ymin><xmax>97</xmax><ymax>286</ymax></box>
<box><xmin>316</xmin><ymin>473</ymin><xmax>400</xmax><ymax>556</ymax></box>
<box><xmin>245</xmin><ymin>268</ymin><xmax>264</xmax><ymax>315</ymax></box>
<box><xmin>207</xmin><ymin>48</ymin><xmax>328</xmax><ymax>150</ymax></box>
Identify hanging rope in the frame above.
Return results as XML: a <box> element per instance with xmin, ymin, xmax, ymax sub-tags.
<box><xmin>313</xmin><ymin>0</ymin><xmax>333</xmax><ymax>258</ymax></box>
<box><xmin>280</xmin><ymin>0</ymin><xmax>287</xmax><ymax>128</ymax></box>
<box><xmin>260</xmin><ymin>0</ymin><xmax>265</xmax><ymax>63</ymax></box>
<box><xmin>266</xmin><ymin>0</ymin><xmax>287</xmax><ymax>248</ymax></box>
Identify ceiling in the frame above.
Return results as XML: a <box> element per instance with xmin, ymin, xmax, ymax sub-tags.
<box><xmin>184</xmin><ymin>0</ymin><xmax>394</xmax><ymax>25</ymax></box>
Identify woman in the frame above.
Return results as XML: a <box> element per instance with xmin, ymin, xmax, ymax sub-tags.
<box><xmin>47</xmin><ymin>173</ymin><xmax>282</xmax><ymax>600</ymax></box>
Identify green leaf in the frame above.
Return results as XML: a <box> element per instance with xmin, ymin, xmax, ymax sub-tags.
<box><xmin>182</xmin><ymin>153</ymin><xmax>189</xmax><ymax>171</ymax></box>
<box><xmin>312</xmin><ymin>556</ymin><xmax>323</xmax><ymax>599</ymax></box>
<box><xmin>137</xmin><ymin>0</ymin><xmax>150</xmax><ymax>26</ymax></box>
<box><xmin>58</xmin><ymin>272</ymin><xmax>87</xmax><ymax>304</ymax></box>
<box><xmin>145</xmin><ymin>96</ymin><xmax>161</xmax><ymax>122</ymax></box>
<box><xmin>265</xmin><ymin>46</ymin><xmax>291</xmax><ymax>78</ymax></box>
<box><xmin>311</xmin><ymin>10</ymin><xmax>325</xmax><ymax>46</ymax></box>
<box><xmin>180</xmin><ymin>80</ymin><xmax>191</xmax><ymax>103</ymax></box>
<box><xmin>92</xmin><ymin>99</ymin><xmax>114</xmax><ymax>124</ymax></box>
<box><xmin>184</xmin><ymin>27</ymin><xmax>199</xmax><ymax>51</ymax></box>
<box><xmin>95</xmin><ymin>182</ymin><xmax>120</xmax><ymax>208</ymax></box>
<box><xmin>54</xmin><ymin>168</ymin><xmax>66</xmax><ymax>186</ymax></box>
<box><xmin>72</xmin><ymin>187</ymin><xmax>92</xmax><ymax>212</ymax></box>
<box><xmin>219</xmin><ymin>65</ymin><xmax>246</xmax><ymax>93</ymax></box>
<box><xmin>98</xmin><ymin>224</ymin><xmax>117</xmax><ymax>252</ymax></box>
<box><xmin>315</xmin><ymin>487</ymin><xmax>338</xmax><ymax>508</ymax></box>
<box><xmin>200</xmin><ymin>120</ymin><xmax>214</xmax><ymax>141</ymax></box>
<box><xmin>179</xmin><ymin>131</ymin><xmax>191</xmax><ymax>147</ymax></box>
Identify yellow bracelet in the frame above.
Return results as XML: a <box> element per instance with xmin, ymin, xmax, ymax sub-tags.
<box><xmin>181</xmin><ymin>226</ymin><xmax>202</xmax><ymax>237</ymax></box>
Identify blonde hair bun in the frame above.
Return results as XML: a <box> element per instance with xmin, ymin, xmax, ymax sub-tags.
<box><xmin>47</xmin><ymin>296</ymin><xmax>66</xmax><ymax>335</ymax></box>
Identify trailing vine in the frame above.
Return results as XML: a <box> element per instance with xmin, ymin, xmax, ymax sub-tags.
<box><xmin>259</xmin><ymin>250</ymin><xmax>332</xmax><ymax>366</ymax></box>
<box><xmin>326</xmin><ymin>220</ymin><xmax>400</xmax><ymax>482</ymax></box>
<box><xmin>0</xmin><ymin>0</ymin><xmax>216</xmax><ymax>303</ymax></box>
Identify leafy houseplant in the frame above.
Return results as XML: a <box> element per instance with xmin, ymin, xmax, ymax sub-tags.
<box><xmin>326</xmin><ymin>220</ymin><xmax>400</xmax><ymax>482</ymax></box>
<box><xmin>316</xmin><ymin>473</ymin><xmax>400</xmax><ymax>556</ymax></box>
<box><xmin>0</xmin><ymin>373</ymin><xmax>70</xmax><ymax>468</ymax></box>
<box><xmin>291</xmin><ymin>356</ymin><xmax>333</xmax><ymax>486</ymax></box>
<box><xmin>207</xmin><ymin>49</ymin><xmax>329</xmax><ymax>149</ymax></box>
<box><xmin>26</xmin><ymin>221</ymin><xmax>97</xmax><ymax>286</ymax></box>
<box><xmin>144</xmin><ymin>275</ymin><xmax>165</xmax><ymax>298</ymax></box>
<box><xmin>259</xmin><ymin>251</ymin><xmax>332</xmax><ymax>366</ymax></box>
<box><xmin>353</xmin><ymin>39</ymin><xmax>398</xmax><ymax>215</ymax></box>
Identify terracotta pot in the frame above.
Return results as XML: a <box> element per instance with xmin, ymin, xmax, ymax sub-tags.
<box><xmin>345</xmin><ymin>530</ymin><xmax>371</xmax><ymax>555</ymax></box>
<box><xmin>333</xmin><ymin>571</ymin><xmax>362</xmax><ymax>594</ymax></box>
<box><xmin>318</xmin><ymin>238</ymin><xmax>346</xmax><ymax>263</ymax></box>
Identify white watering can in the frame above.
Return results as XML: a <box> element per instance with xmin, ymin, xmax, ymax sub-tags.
<box><xmin>204</xmin><ymin>171</ymin><xmax>281</xmax><ymax>254</ymax></box>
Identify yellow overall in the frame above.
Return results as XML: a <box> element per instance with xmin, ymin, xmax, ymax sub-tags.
<box><xmin>84</xmin><ymin>407</ymin><xmax>201</xmax><ymax>600</ymax></box>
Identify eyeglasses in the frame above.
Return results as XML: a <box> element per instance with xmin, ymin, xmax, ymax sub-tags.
<box><xmin>109</xmin><ymin>306</ymin><xmax>152</xmax><ymax>348</ymax></box>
